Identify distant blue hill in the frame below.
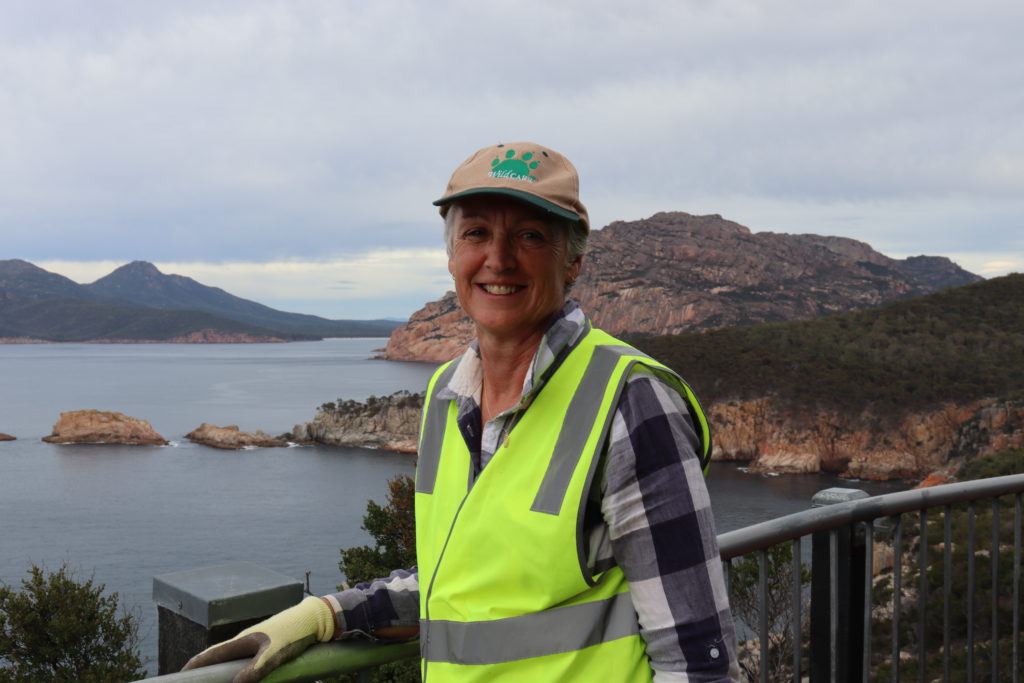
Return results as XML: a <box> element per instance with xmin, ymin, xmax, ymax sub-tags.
<box><xmin>0</xmin><ymin>259</ymin><xmax>401</xmax><ymax>342</ymax></box>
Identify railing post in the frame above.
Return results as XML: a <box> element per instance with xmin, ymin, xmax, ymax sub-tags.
<box><xmin>152</xmin><ymin>562</ymin><xmax>304</xmax><ymax>675</ymax></box>
<box><xmin>809</xmin><ymin>487</ymin><xmax>869</xmax><ymax>683</ymax></box>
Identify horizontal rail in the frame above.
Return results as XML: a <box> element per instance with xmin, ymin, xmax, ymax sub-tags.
<box><xmin>142</xmin><ymin>639</ymin><xmax>419</xmax><ymax>683</ymax></box>
<box><xmin>718</xmin><ymin>473</ymin><xmax>1024</xmax><ymax>559</ymax></box>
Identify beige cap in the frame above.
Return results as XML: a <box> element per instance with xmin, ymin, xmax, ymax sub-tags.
<box><xmin>433</xmin><ymin>141</ymin><xmax>590</xmax><ymax>233</ymax></box>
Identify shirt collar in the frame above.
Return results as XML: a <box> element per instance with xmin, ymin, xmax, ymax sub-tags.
<box><xmin>439</xmin><ymin>299</ymin><xmax>589</xmax><ymax>407</ymax></box>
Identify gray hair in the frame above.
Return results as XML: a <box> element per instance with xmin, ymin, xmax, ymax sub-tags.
<box><xmin>442</xmin><ymin>205</ymin><xmax>589</xmax><ymax>280</ymax></box>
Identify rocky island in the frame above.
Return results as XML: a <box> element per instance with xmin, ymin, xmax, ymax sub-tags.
<box><xmin>0</xmin><ymin>433</ymin><xmax>15</xmax><ymax>441</ymax></box>
<box><xmin>185</xmin><ymin>423</ymin><xmax>289</xmax><ymax>450</ymax></box>
<box><xmin>42</xmin><ymin>410</ymin><xmax>168</xmax><ymax>445</ymax></box>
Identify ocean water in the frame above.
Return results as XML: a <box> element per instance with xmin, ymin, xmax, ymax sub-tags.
<box><xmin>0</xmin><ymin>339</ymin><xmax>909</xmax><ymax>674</ymax></box>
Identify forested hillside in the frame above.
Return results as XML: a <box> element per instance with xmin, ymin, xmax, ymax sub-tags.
<box><xmin>635</xmin><ymin>274</ymin><xmax>1024</xmax><ymax>422</ymax></box>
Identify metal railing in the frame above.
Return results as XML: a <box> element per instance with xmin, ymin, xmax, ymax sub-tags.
<box><xmin>144</xmin><ymin>473</ymin><xmax>1024</xmax><ymax>682</ymax></box>
<box><xmin>719</xmin><ymin>473</ymin><xmax>1024</xmax><ymax>682</ymax></box>
<box><xmin>144</xmin><ymin>640</ymin><xmax>419</xmax><ymax>682</ymax></box>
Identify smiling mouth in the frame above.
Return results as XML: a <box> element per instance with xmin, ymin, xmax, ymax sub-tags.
<box><xmin>480</xmin><ymin>284</ymin><xmax>524</xmax><ymax>295</ymax></box>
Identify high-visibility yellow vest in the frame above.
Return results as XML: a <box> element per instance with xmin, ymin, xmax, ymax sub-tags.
<box><xmin>415</xmin><ymin>326</ymin><xmax>712</xmax><ymax>681</ymax></box>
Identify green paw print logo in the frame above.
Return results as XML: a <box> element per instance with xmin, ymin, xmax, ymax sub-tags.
<box><xmin>489</xmin><ymin>149</ymin><xmax>539</xmax><ymax>182</ymax></box>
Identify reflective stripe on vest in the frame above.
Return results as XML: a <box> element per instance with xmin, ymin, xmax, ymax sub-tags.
<box><xmin>416</xmin><ymin>359</ymin><xmax>459</xmax><ymax>495</ymax></box>
<box><xmin>531</xmin><ymin>343</ymin><xmax>713</xmax><ymax>513</ymax></box>
<box><xmin>421</xmin><ymin>590</ymin><xmax>639</xmax><ymax>665</ymax></box>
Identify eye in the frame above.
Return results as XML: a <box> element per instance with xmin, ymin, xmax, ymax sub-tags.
<box><xmin>517</xmin><ymin>224</ymin><xmax>551</xmax><ymax>245</ymax></box>
<box><xmin>459</xmin><ymin>225</ymin><xmax>488</xmax><ymax>241</ymax></box>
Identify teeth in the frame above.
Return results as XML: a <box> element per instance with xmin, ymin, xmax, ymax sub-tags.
<box><xmin>483</xmin><ymin>284</ymin><xmax>519</xmax><ymax>295</ymax></box>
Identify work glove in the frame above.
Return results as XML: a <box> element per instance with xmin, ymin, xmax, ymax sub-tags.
<box><xmin>181</xmin><ymin>595</ymin><xmax>335</xmax><ymax>683</ymax></box>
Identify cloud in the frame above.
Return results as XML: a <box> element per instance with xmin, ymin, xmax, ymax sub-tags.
<box><xmin>5</xmin><ymin>0</ymin><xmax>1023</xmax><ymax>296</ymax></box>
<box><xmin>949</xmin><ymin>255</ymin><xmax>1024</xmax><ymax>278</ymax></box>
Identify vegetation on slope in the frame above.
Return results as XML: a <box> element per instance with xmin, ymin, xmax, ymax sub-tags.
<box><xmin>0</xmin><ymin>297</ymin><xmax>318</xmax><ymax>341</ymax></box>
<box><xmin>634</xmin><ymin>274</ymin><xmax>1024</xmax><ymax>420</ymax></box>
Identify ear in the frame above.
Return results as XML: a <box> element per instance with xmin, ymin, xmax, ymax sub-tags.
<box><xmin>448</xmin><ymin>258</ymin><xmax>455</xmax><ymax>277</ymax></box>
<box><xmin>566</xmin><ymin>256</ymin><xmax>583</xmax><ymax>284</ymax></box>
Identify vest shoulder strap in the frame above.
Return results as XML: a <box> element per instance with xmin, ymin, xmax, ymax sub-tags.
<box><xmin>577</xmin><ymin>329</ymin><xmax>714</xmax><ymax>471</ymax></box>
<box><xmin>416</xmin><ymin>358</ymin><xmax>459</xmax><ymax>495</ymax></box>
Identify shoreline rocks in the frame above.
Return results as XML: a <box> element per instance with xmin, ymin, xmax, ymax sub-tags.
<box><xmin>284</xmin><ymin>389</ymin><xmax>1022</xmax><ymax>483</ymax></box>
<box><xmin>185</xmin><ymin>423</ymin><xmax>289</xmax><ymax>450</ymax></box>
<box><xmin>291</xmin><ymin>391</ymin><xmax>422</xmax><ymax>453</ymax></box>
<box><xmin>42</xmin><ymin>410</ymin><xmax>168</xmax><ymax>445</ymax></box>
<box><xmin>710</xmin><ymin>397</ymin><xmax>1024</xmax><ymax>482</ymax></box>
<box><xmin>1</xmin><ymin>332</ymin><xmax>291</xmax><ymax>344</ymax></box>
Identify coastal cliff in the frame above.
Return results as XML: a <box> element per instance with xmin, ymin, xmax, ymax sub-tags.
<box><xmin>292</xmin><ymin>393</ymin><xmax>1022</xmax><ymax>481</ymax></box>
<box><xmin>383</xmin><ymin>212</ymin><xmax>980</xmax><ymax>362</ymax></box>
<box><xmin>380</xmin><ymin>292</ymin><xmax>474</xmax><ymax>363</ymax></box>
<box><xmin>291</xmin><ymin>391</ymin><xmax>422</xmax><ymax>453</ymax></box>
<box><xmin>709</xmin><ymin>398</ymin><xmax>1024</xmax><ymax>480</ymax></box>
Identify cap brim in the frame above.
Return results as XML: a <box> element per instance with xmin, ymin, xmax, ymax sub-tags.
<box><xmin>433</xmin><ymin>188</ymin><xmax>581</xmax><ymax>223</ymax></box>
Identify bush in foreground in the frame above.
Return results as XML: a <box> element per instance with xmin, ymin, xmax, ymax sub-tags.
<box><xmin>335</xmin><ymin>474</ymin><xmax>419</xmax><ymax>683</ymax></box>
<box><xmin>0</xmin><ymin>562</ymin><xmax>144</xmax><ymax>682</ymax></box>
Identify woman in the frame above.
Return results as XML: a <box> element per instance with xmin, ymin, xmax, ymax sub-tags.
<box><xmin>184</xmin><ymin>142</ymin><xmax>739</xmax><ymax>682</ymax></box>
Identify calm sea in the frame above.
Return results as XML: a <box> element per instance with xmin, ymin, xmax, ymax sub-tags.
<box><xmin>0</xmin><ymin>339</ymin><xmax>909</xmax><ymax>674</ymax></box>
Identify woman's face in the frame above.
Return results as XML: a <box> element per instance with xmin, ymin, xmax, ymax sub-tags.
<box><xmin>447</xmin><ymin>196</ymin><xmax>581</xmax><ymax>343</ymax></box>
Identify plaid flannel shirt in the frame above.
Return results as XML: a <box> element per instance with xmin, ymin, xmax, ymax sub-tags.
<box><xmin>324</xmin><ymin>300</ymin><xmax>739</xmax><ymax>681</ymax></box>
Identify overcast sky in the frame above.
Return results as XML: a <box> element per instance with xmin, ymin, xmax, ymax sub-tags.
<box><xmin>3</xmin><ymin>0</ymin><xmax>1021</xmax><ymax>319</ymax></box>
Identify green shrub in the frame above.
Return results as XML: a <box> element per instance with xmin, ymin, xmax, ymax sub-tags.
<box><xmin>338</xmin><ymin>474</ymin><xmax>416</xmax><ymax>587</ymax></box>
<box><xmin>959</xmin><ymin>448</ymin><xmax>1024</xmax><ymax>481</ymax></box>
<box><xmin>729</xmin><ymin>542</ymin><xmax>810</xmax><ymax>681</ymax></box>
<box><xmin>334</xmin><ymin>474</ymin><xmax>419</xmax><ymax>683</ymax></box>
<box><xmin>0</xmin><ymin>562</ymin><xmax>144</xmax><ymax>682</ymax></box>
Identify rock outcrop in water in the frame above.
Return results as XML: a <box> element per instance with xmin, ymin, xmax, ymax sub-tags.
<box><xmin>291</xmin><ymin>391</ymin><xmax>423</xmax><ymax>453</ymax></box>
<box><xmin>185</xmin><ymin>423</ymin><xmax>289</xmax><ymax>450</ymax></box>
<box><xmin>42</xmin><ymin>410</ymin><xmax>168</xmax><ymax>445</ymax></box>
<box><xmin>0</xmin><ymin>433</ymin><xmax>15</xmax><ymax>441</ymax></box>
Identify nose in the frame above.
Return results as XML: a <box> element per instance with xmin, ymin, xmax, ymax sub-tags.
<box><xmin>483</xmin><ymin>234</ymin><xmax>517</xmax><ymax>272</ymax></box>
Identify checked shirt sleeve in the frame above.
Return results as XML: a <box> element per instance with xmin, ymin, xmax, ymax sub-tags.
<box><xmin>602</xmin><ymin>367</ymin><xmax>740</xmax><ymax>682</ymax></box>
<box><xmin>322</xmin><ymin>567</ymin><xmax>420</xmax><ymax>640</ymax></box>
